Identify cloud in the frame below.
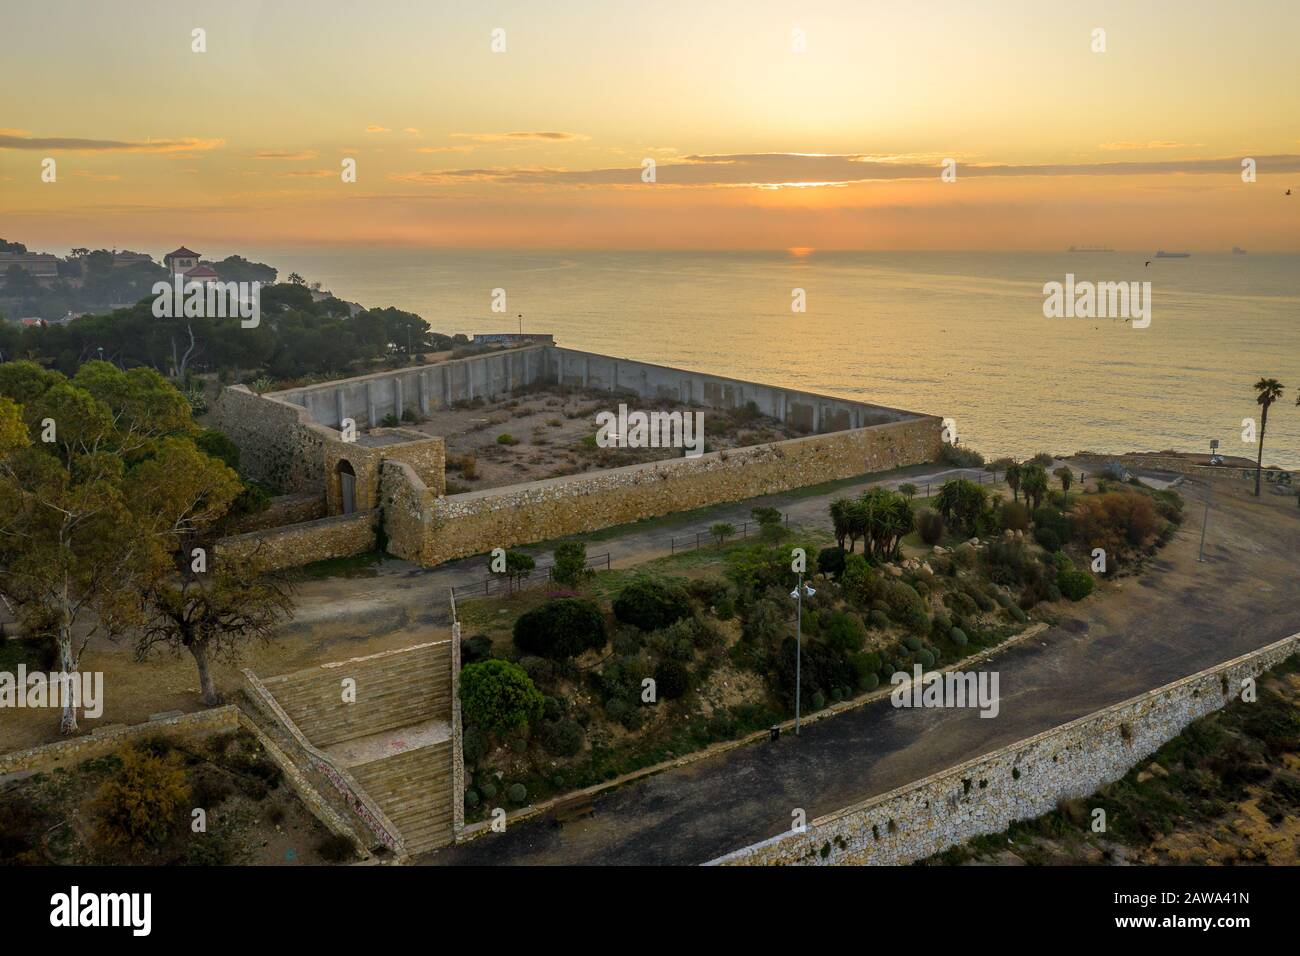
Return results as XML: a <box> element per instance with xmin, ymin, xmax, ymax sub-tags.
<box><xmin>0</xmin><ymin>133</ymin><xmax>224</xmax><ymax>153</ymax></box>
<box><xmin>254</xmin><ymin>149</ymin><xmax>319</xmax><ymax>160</ymax></box>
<box><xmin>403</xmin><ymin>128</ymin><xmax>422</xmax><ymax>135</ymax></box>
<box><xmin>390</xmin><ymin>152</ymin><xmax>1300</xmax><ymax>188</ymax></box>
<box><xmin>71</xmin><ymin>170</ymin><xmax>122</xmax><ymax>182</ymax></box>
<box><xmin>414</xmin><ymin>145</ymin><xmax>475</xmax><ymax>154</ymax></box>
<box><xmin>365</xmin><ymin>125</ymin><xmax>391</xmax><ymax>133</ymax></box>
<box><xmin>450</xmin><ymin>131</ymin><xmax>588</xmax><ymax>143</ymax></box>
<box><xmin>1098</xmin><ymin>141</ymin><xmax>1202</xmax><ymax>151</ymax></box>
<box><xmin>281</xmin><ymin>169</ymin><xmax>335</xmax><ymax>178</ymax></box>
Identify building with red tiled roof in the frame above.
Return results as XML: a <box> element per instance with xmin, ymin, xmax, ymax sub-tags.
<box><xmin>164</xmin><ymin>246</ymin><xmax>200</xmax><ymax>276</ymax></box>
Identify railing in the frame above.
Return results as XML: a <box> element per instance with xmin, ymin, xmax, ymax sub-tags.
<box><xmin>241</xmin><ymin>668</ymin><xmax>407</xmax><ymax>856</ymax></box>
<box><xmin>450</xmin><ymin>552</ymin><xmax>613</xmax><ymax>600</ymax></box>
<box><xmin>670</xmin><ymin>513</ymin><xmax>789</xmax><ymax>554</ymax></box>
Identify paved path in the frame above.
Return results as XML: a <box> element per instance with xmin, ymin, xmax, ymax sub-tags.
<box><xmin>284</xmin><ymin>463</ymin><xmax>995</xmax><ymax>640</ymax></box>
<box><xmin>422</xmin><ymin>476</ymin><xmax>1300</xmax><ymax>865</ymax></box>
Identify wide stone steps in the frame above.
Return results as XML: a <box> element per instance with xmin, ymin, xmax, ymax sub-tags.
<box><xmin>266</xmin><ymin>644</ymin><xmax>452</xmax><ymax>746</ymax></box>
<box><xmin>350</xmin><ymin>742</ymin><xmax>455</xmax><ymax>854</ymax></box>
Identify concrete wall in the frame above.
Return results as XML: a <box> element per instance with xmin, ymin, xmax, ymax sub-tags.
<box><xmin>709</xmin><ymin>633</ymin><xmax>1300</xmax><ymax>866</ymax></box>
<box><xmin>215</xmin><ymin>510</ymin><xmax>378</xmax><ymax>571</ymax></box>
<box><xmin>394</xmin><ymin>415</ymin><xmax>942</xmax><ymax>566</ymax></box>
<box><xmin>271</xmin><ymin>346</ymin><xmax>918</xmax><ymax>434</ymax></box>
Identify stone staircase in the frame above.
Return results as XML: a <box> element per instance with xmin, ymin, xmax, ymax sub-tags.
<box><xmin>263</xmin><ymin>642</ymin><xmax>452</xmax><ymax>746</ymax></box>
<box><xmin>350</xmin><ymin>741</ymin><xmax>455</xmax><ymax>854</ymax></box>
<box><xmin>256</xmin><ymin>640</ymin><xmax>458</xmax><ymax>855</ymax></box>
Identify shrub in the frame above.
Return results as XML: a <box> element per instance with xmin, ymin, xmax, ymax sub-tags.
<box><xmin>811</xmin><ymin>691</ymin><xmax>827</xmax><ymax>710</ymax></box>
<box><xmin>92</xmin><ymin>746</ymin><xmax>191</xmax><ymax>854</ymax></box>
<box><xmin>461</xmin><ymin>634</ymin><xmax>494</xmax><ymax>666</ymax></box>
<box><xmin>824</xmin><ymin>611</ymin><xmax>867</xmax><ymax>653</ymax></box>
<box><xmin>513</xmin><ymin>597</ymin><xmax>607</xmax><ymax>659</ymax></box>
<box><xmin>950</xmin><ymin>627</ymin><xmax>968</xmax><ymax>646</ymax></box>
<box><xmin>898</xmin><ymin>482</ymin><xmax>918</xmax><ymax>499</ymax></box>
<box><xmin>868</xmin><ymin>609</ymin><xmax>890</xmax><ymax>629</ymax></box>
<box><xmin>460</xmin><ymin>660</ymin><xmax>545</xmax><ymax>734</ymax></box>
<box><xmin>943</xmin><ymin>590</ymin><xmax>978</xmax><ymax>617</ymax></box>
<box><xmin>1058</xmin><ymin>569</ymin><xmax>1095</xmax><ymax>601</ymax></box>
<box><xmin>817</xmin><ymin>546</ymin><xmax>847</xmax><ymax>579</ymax></box>
<box><xmin>480</xmin><ymin>781</ymin><xmax>498</xmax><ymax>799</ymax></box>
<box><xmin>496</xmin><ymin>432</ymin><xmax>519</xmax><ymax>445</ymax></box>
<box><xmin>999</xmin><ymin>500</ymin><xmax>1030</xmax><ymax>532</ymax></box>
<box><xmin>916</xmin><ymin>508</ymin><xmax>945</xmax><ymax>545</ymax></box>
<box><xmin>551</xmin><ymin>540</ymin><xmax>589</xmax><ymax>587</ymax></box>
<box><xmin>1071</xmin><ymin>492</ymin><xmax>1160</xmax><ymax>564</ymax></box>
<box><xmin>917</xmin><ymin>648</ymin><xmax>935</xmax><ymax>668</ymax></box>
<box><xmin>1008</xmin><ymin>604</ymin><xmax>1028</xmax><ymax>622</ymax></box>
<box><xmin>1033</xmin><ymin>526</ymin><xmax>1061</xmax><ymax>552</ymax></box>
<box><xmin>859</xmin><ymin>672</ymin><xmax>881</xmax><ymax>692</ymax></box>
<box><xmin>654</xmin><ymin>659</ymin><xmax>692</xmax><ymax>699</ymax></box>
<box><xmin>542</xmin><ymin>719</ymin><xmax>584</xmax><ymax>757</ymax></box>
<box><xmin>462</xmin><ymin>727</ymin><xmax>488</xmax><ymax>766</ymax></box>
<box><xmin>936</xmin><ymin>479</ymin><xmax>989</xmax><ymax>536</ymax></box>
<box><xmin>507</xmin><ymin>783</ymin><xmax>528</xmax><ymax>805</ymax></box>
<box><xmin>1030</xmin><ymin>452</ymin><xmax>1055</xmax><ymax>467</ymax></box>
<box><xmin>938</xmin><ymin>444</ymin><xmax>985</xmax><ymax>468</ymax></box>
<box><xmin>316</xmin><ymin>833</ymin><xmax>358</xmax><ymax>863</ymax></box>
<box><xmin>613</xmin><ymin>577</ymin><xmax>692</xmax><ymax>632</ymax></box>
<box><xmin>884</xmin><ymin>581</ymin><xmax>928</xmax><ymax>633</ymax></box>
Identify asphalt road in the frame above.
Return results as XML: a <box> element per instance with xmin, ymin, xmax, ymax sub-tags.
<box><xmin>423</xmin><ymin>475</ymin><xmax>1300</xmax><ymax>865</ymax></box>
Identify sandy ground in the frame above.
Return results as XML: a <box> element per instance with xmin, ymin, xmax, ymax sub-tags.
<box><xmin>409</xmin><ymin>384</ymin><xmax>800</xmax><ymax>491</ymax></box>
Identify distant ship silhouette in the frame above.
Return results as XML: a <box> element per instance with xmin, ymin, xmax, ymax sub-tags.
<box><xmin>1232</xmin><ymin>246</ymin><xmax>1248</xmax><ymax>255</ymax></box>
<box><xmin>1154</xmin><ymin>250</ymin><xmax>1191</xmax><ymax>258</ymax></box>
<box><xmin>1067</xmin><ymin>245</ymin><xmax>1113</xmax><ymax>252</ymax></box>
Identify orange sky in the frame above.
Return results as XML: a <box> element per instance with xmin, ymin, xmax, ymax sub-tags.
<box><xmin>2</xmin><ymin>0</ymin><xmax>1297</xmax><ymax>252</ymax></box>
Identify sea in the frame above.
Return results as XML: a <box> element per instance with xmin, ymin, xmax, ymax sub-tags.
<box><xmin>242</xmin><ymin>249</ymin><xmax>1300</xmax><ymax>468</ymax></box>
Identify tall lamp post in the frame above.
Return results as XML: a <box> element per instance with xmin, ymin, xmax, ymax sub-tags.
<box><xmin>1199</xmin><ymin>439</ymin><xmax>1217</xmax><ymax>562</ymax></box>
<box><xmin>789</xmin><ymin>574</ymin><xmax>816</xmax><ymax>735</ymax></box>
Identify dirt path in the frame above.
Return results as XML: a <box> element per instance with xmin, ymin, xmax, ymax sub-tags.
<box><xmin>423</xmin><ymin>476</ymin><xmax>1300</xmax><ymax>865</ymax></box>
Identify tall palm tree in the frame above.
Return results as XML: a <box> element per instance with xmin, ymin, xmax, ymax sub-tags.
<box><xmin>1004</xmin><ymin>462</ymin><xmax>1022</xmax><ymax>503</ymax></box>
<box><xmin>1252</xmin><ymin>378</ymin><xmax>1285</xmax><ymax>496</ymax></box>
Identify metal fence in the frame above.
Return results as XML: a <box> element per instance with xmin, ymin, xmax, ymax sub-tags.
<box><xmin>450</xmin><ymin>552</ymin><xmax>612</xmax><ymax>600</ymax></box>
<box><xmin>669</xmin><ymin>513</ymin><xmax>789</xmax><ymax>554</ymax></box>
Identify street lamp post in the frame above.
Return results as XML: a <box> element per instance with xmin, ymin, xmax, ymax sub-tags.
<box><xmin>789</xmin><ymin>574</ymin><xmax>816</xmax><ymax>735</ymax></box>
<box><xmin>1199</xmin><ymin>439</ymin><xmax>1217</xmax><ymax>562</ymax></box>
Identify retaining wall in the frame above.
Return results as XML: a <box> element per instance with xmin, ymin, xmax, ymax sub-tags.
<box><xmin>215</xmin><ymin>510</ymin><xmax>378</xmax><ymax>571</ymax></box>
<box><xmin>708</xmin><ymin>633</ymin><xmax>1300</xmax><ymax>866</ymax></box>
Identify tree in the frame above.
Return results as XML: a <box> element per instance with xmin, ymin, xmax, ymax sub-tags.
<box><xmin>936</xmin><ymin>479</ymin><xmax>988</xmax><ymax>537</ymax></box>
<box><xmin>1252</xmin><ymin>378</ymin><xmax>1284</xmax><ymax>497</ymax></box>
<box><xmin>897</xmin><ymin>483</ymin><xmax>917</xmax><ymax>500</ymax></box>
<box><xmin>136</xmin><ymin>553</ymin><xmax>294</xmax><ymax>705</ymax></box>
<box><xmin>710</xmin><ymin>522</ymin><xmax>735</xmax><ymax>547</ymax></box>
<box><xmin>1020</xmin><ymin>462</ymin><xmax>1049</xmax><ymax>511</ymax></box>
<box><xmin>492</xmin><ymin>549</ymin><xmax>534</xmax><ymax>593</ymax></box>
<box><xmin>1004</xmin><ymin>462</ymin><xmax>1022</xmax><ymax>503</ymax></box>
<box><xmin>1053</xmin><ymin>465</ymin><xmax>1074</xmax><ymax>505</ymax></box>
<box><xmin>460</xmin><ymin>659</ymin><xmax>544</xmax><ymax>734</ymax></box>
<box><xmin>287</xmin><ymin>272</ymin><xmax>306</xmax><ymax>286</ymax></box>
<box><xmin>551</xmin><ymin>540</ymin><xmax>588</xmax><ymax>587</ymax></box>
<box><xmin>0</xmin><ymin>361</ymin><xmax>240</xmax><ymax>732</ymax></box>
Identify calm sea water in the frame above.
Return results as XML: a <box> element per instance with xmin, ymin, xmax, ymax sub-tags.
<box><xmin>245</xmin><ymin>249</ymin><xmax>1300</xmax><ymax>468</ymax></box>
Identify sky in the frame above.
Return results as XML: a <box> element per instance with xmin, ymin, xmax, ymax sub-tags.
<box><xmin>1</xmin><ymin>0</ymin><xmax>1298</xmax><ymax>253</ymax></box>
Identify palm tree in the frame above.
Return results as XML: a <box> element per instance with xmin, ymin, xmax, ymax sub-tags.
<box><xmin>1004</xmin><ymin>462</ymin><xmax>1022</xmax><ymax>503</ymax></box>
<box><xmin>1252</xmin><ymin>378</ymin><xmax>1285</xmax><ymax>496</ymax></box>
<box><xmin>1053</xmin><ymin>465</ymin><xmax>1073</xmax><ymax>506</ymax></box>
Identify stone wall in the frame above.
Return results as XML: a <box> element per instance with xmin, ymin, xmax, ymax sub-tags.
<box><xmin>708</xmin><ymin>632</ymin><xmax>1300</xmax><ymax>866</ymax></box>
<box><xmin>0</xmin><ymin>706</ymin><xmax>239</xmax><ymax>776</ymax></box>
<box><xmin>402</xmin><ymin>415</ymin><xmax>942</xmax><ymax>565</ymax></box>
<box><xmin>226</xmin><ymin>491</ymin><xmax>326</xmax><ymax>534</ymax></box>
<box><xmin>215</xmin><ymin>510</ymin><xmax>378</xmax><ymax>571</ymax></box>
<box><xmin>208</xmin><ymin>385</ymin><xmax>328</xmax><ymax>494</ymax></box>
<box><xmin>1075</xmin><ymin>453</ymin><xmax>1294</xmax><ymax>484</ymax></box>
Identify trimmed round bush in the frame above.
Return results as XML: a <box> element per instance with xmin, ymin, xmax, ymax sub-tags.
<box><xmin>1008</xmin><ymin>604</ymin><xmax>1028</xmax><ymax>623</ymax></box>
<box><xmin>506</xmin><ymin>783</ymin><xmax>528</xmax><ymax>805</ymax></box>
<box><xmin>950</xmin><ymin>627</ymin><xmax>968</xmax><ymax>646</ymax></box>
<box><xmin>811</xmin><ymin>691</ymin><xmax>827</xmax><ymax>711</ymax></box>
<box><xmin>480</xmin><ymin>781</ymin><xmax>498</xmax><ymax>799</ymax></box>
<box><xmin>542</xmin><ymin>718</ymin><xmax>584</xmax><ymax>757</ymax></box>
<box><xmin>1058</xmin><ymin>569</ymin><xmax>1095</xmax><ymax>601</ymax></box>
<box><xmin>613</xmin><ymin>577</ymin><xmax>693</xmax><ymax>632</ymax></box>
<box><xmin>817</xmin><ymin>546</ymin><xmax>848</xmax><ymax>579</ymax></box>
<box><xmin>994</xmin><ymin>592</ymin><xmax>1012</xmax><ymax>608</ymax></box>
<box><xmin>653</xmin><ymin>659</ymin><xmax>691</xmax><ymax>700</ymax></box>
<box><xmin>825</xmin><ymin>611</ymin><xmax>867</xmax><ymax>654</ymax></box>
<box><xmin>460</xmin><ymin>660</ymin><xmax>544</xmax><ymax>734</ymax></box>
<box><xmin>868</xmin><ymin>609</ymin><xmax>890</xmax><ymax>629</ymax></box>
<box><xmin>917</xmin><ymin>648</ymin><xmax>935</xmax><ymax>668</ymax></box>
<box><xmin>1033</xmin><ymin>526</ymin><xmax>1061</xmax><ymax>552</ymax></box>
<box><xmin>513</xmin><ymin>597</ymin><xmax>607</xmax><ymax>659</ymax></box>
<box><xmin>902</xmin><ymin>634</ymin><xmax>923</xmax><ymax>652</ymax></box>
<box><xmin>465</xmin><ymin>789</ymin><xmax>480</xmax><ymax>808</ymax></box>
<box><xmin>859</xmin><ymin>672</ymin><xmax>880</xmax><ymax>692</ymax></box>
<box><xmin>917</xmin><ymin>508</ymin><xmax>945</xmax><ymax>545</ymax></box>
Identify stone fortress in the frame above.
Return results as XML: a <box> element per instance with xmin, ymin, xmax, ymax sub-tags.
<box><xmin>210</xmin><ymin>342</ymin><xmax>945</xmax><ymax>569</ymax></box>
